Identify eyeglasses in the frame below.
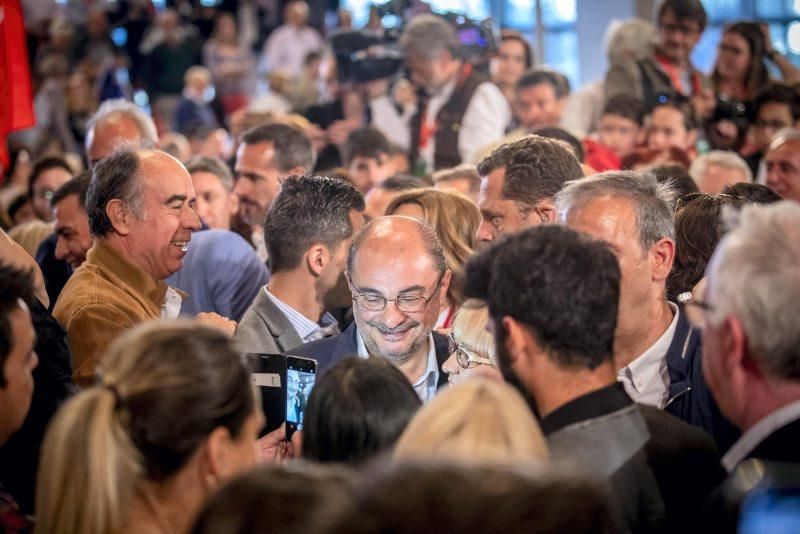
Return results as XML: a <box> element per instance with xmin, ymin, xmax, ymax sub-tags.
<box><xmin>351</xmin><ymin>273</ymin><xmax>444</xmax><ymax>313</ymax></box>
<box><xmin>677</xmin><ymin>291</ymin><xmax>716</xmax><ymax>330</ymax></box>
<box><xmin>447</xmin><ymin>335</ymin><xmax>494</xmax><ymax>369</ymax></box>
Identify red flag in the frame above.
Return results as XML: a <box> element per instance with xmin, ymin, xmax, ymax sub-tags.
<box><xmin>0</xmin><ymin>0</ymin><xmax>35</xmax><ymax>171</ymax></box>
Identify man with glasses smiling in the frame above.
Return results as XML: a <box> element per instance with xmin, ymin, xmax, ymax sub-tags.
<box><xmin>605</xmin><ymin>0</ymin><xmax>712</xmax><ymax>118</ymax></box>
<box><xmin>293</xmin><ymin>216</ymin><xmax>452</xmax><ymax>403</ymax></box>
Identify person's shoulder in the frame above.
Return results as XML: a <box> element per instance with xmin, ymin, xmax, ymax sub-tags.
<box><xmin>640</xmin><ymin>404</ymin><xmax>718</xmax><ymax>454</ymax></box>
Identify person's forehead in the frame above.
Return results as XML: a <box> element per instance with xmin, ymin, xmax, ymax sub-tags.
<box><xmin>759</xmin><ymin>102</ymin><xmax>793</xmax><ymax>119</ymax></box>
<box><xmin>140</xmin><ymin>152</ymin><xmax>193</xmax><ymax>195</ymax></box>
<box><xmin>191</xmin><ymin>171</ymin><xmax>226</xmax><ymax>190</ymax></box>
<box><xmin>34</xmin><ymin>167</ymin><xmax>72</xmax><ymax>187</ymax></box>
<box><xmin>54</xmin><ymin>194</ymin><xmax>84</xmax><ymax>219</ymax></box>
<box><xmin>236</xmin><ymin>141</ymin><xmax>277</xmax><ymax>170</ymax></box>
<box><xmin>568</xmin><ymin>196</ymin><xmax>637</xmax><ymax>241</ymax></box>
<box><xmin>351</xmin><ymin>237</ymin><xmax>438</xmax><ymax>281</ymax></box>
<box><xmin>500</xmin><ymin>39</ymin><xmax>526</xmax><ymax>56</ymax></box>
<box><xmin>652</xmin><ymin>107</ymin><xmax>682</xmax><ymax>124</ymax></box>
<box><xmin>519</xmin><ymin>83</ymin><xmax>556</xmax><ymax>100</ymax></box>
<box><xmin>659</xmin><ymin>8</ymin><xmax>699</xmax><ymax>29</ymax></box>
<box><xmin>767</xmin><ymin>140</ymin><xmax>800</xmax><ymax>162</ymax></box>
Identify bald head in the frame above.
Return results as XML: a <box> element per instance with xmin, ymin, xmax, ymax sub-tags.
<box><xmin>86</xmin><ymin>100</ymin><xmax>158</xmax><ymax>168</ymax></box>
<box><xmin>348</xmin><ymin>216</ymin><xmax>447</xmax><ymax>277</ymax></box>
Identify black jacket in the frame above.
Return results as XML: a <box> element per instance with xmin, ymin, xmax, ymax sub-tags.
<box><xmin>291</xmin><ymin>322</ymin><xmax>450</xmax><ymax>390</ymax></box>
<box><xmin>542</xmin><ymin>383</ymin><xmax>725</xmax><ymax>533</ymax></box>
<box><xmin>664</xmin><ymin>306</ymin><xmax>740</xmax><ymax>452</ymax></box>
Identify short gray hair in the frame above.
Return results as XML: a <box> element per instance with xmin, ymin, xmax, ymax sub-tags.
<box><xmin>555</xmin><ymin>170</ymin><xmax>675</xmax><ymax>252</ymax></box>
<box><xmin>400</xmin><ymin>14</ymin><xmax>461</xmax><ymax>61</ymax></box>
<box><xmin>86</xmin><ymin>99</ymin><xmax>158</xmax><ymax>148</ymax></box>
<box><xmin>708</xmin><ymin>201</ymin><xmax>800</xmax><ymax>380</ymax></box>
<box><xmin>86</xmin><ymin>148</ymin><xmax>147</xmax><ymax>237</ymax></box>
<box><xmin>769</xmin><ymin>127</ymin><xmax>800</xmax><ymax>151</ymax></box>
<box><xmin>605</xmin><ymin>19</ymin><xmax>657</xmax><ymax>64</ymax></box>
<box><xmin>185</xmin><ymin>155</ymin><xmax>234</xmax><ymax>192</ymax></box>
<box><xmin>689</xmin><ymin>150</ymin><xmax>752</xmax><ymax>189</ymax></box>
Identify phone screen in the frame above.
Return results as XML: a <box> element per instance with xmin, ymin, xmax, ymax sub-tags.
<box><xmin>286</xmin><ymin>357</ymin><xmax>317</xmax><ymax>432</ymax></box>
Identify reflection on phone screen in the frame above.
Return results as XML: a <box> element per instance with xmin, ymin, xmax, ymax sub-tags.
<box><xmin>286</xmin><ymin>368</ymin><xmax>315</xmax><ymax>429</ymax></box>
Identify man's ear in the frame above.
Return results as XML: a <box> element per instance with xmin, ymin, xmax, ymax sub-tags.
<box><xmin>306</xmin><ymin>243</ymin><xmax>329</xmax><ymax>277</ymax></box>
<box><xmin>501</xmin><ymin>316</ymin><xmax>534</xmax><ymax>368</ymax></box>
<box><xmin>537</xmin><ymin>199</ymin><xmax>556</xmax><ymax>223</ymax></box>
<box><xmin>650</xmin><ymin>237</ymin><xmax>675</xmax><ymax>282</ymax></box>
<box><xmin>106</xmin><ymin>199</ymin><xmax>133</xmax><ymax>236</ymax></box>
<box><xmin>437</xmin><ymin>269</ymin><xmax>452</xmax><ymax>308</ymax></box>
<box><xmin>228</xmin><ymin>191</ymin><xmax>240</xmax><ymax>216</ymax></box>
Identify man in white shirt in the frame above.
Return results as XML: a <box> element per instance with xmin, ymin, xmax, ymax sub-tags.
<box><xmin>261</xmin><ymin>1</ymin><xmax>324</xmax><ymax>77</ymax></box>
<box><xmin>698</xmin><ymin>202</ymin><xmax>800</xmax><ymax>472</ymax></box>
<box><xmin>368</xmin><ymin>14</ymin><xmax>510</xmax><ymax>173</ymax></box>
<box><xmin>555</xmin><ymin>170</ymin><xmax>735</xmax><ymax>448</ymax></box>
<box><xmin>236</xmin><ymin>175</ymin><xmax>365</xmax><ymax>355</ymax></box>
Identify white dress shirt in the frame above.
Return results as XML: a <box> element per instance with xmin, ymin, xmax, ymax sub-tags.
<box><xmin>264</xmin><ymin>288</ymin><xmax>338</xmax><ymax>343</ymax></box>
<box><xmin>369</xmin><ymin>77</ymin><xmax>510</xmax><ymax>171</ymax></box>
<box><xmin>161</xmin><ymin>286</ymin><xmax>184</xmax><ymax>319</ymax></box>
<box><xmin>722</xmin><ymin>400</ymin><xmax>800</xmax><ymax>472</ymax></box>
<box><xmin>356</xmin><ymin>331</ymin><xmax>439</xmax><ymax>404</ymax></box>
<box><xmin>617</xmin><ymin>303</ymin><xmax>680</xmax><ymax>408</ymax></box>
<box><xmin>261</xmin><ymin>24</ymin><xmax>325</xmax><ymax>77</ymax></box>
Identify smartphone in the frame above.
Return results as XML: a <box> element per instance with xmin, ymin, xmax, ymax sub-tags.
<box><xmin>249</xmin><ymin>353</ymin><xmax>286</xmax><ymax>437</ymax></box>
<box><xmin>285</xmin><ymin>355</ymin><xmax>317</xmax><ymax>441</ymax></box>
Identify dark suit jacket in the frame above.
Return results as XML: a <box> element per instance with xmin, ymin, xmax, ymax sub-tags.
<box><xmin>235</xmin><ymin>289</ymin><xmax>304</xmax><ymax>355</ymax></box>
<box><xmin>292</xmin><ymin>323</ymin><xmax>450</xmax><ymax>389</ymax></box>
<box><xmin>542</xmin><ymin>383</ymin><xmax>725</xmax><ymax>533</ymax></box>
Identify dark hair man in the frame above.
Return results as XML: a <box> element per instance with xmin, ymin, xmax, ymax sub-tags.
<box><xmin>27</xmin><ymin>156</ymin><xmax>73</xmax><ymax>222</ymax></box>
<box><xmin>236</xmin><ymin>176</ymin><xmax>365</xmax><ymax>354</ymax></box>
<box><xmin>746</xmin><ymin>83</ymin><xmax>800</xmax><ymax>175</ymax></box>
<box><xmin>476</xmin><ymin>135</ymin><xmax>583</xmax><ymax>244</ymax></box>
<box><xmin>0</xmin><ymin>264</ymin><xmax>38</xmax><ymax>530</ymax></box>
<box><xmin>555</xmin><ymin>170</ymin><xmax>738</xmax><ymax>450</ymax></box>
<box><xmin>54</xmin><ymin>148</ymin><xmax>202</xmax><ymax>386</ymax></box>
<box><xmin>605</xmin><ymin>0</ymin><xmax>712</xmax><ymax>118</ymax></box>
<box><xmin>293</xmin><ymin>217</ymin><xmax>452</xmax><ymax>403</ymax></box>
<box><xmin>514</xmin><ymin>68</ymin><xmax>571</xmax><ymax>133</ymax></box>
<box><xmin>464</xmin><ymin>224</ymin><xmax>724</xmax><ymax>532</ymax></box>
<box><xmin>234</xmin><ymin>123</ymin><xmax>314</xmax><ymax>256</ymax></box>
<box><xmin>344</xmin><ymin>127</ymin><xmax>395</xmax><ymax>194</ymax></box>
<box><xmin>51</xmin><ymin>174</ymin><xmax>93</xmax><ymax>270</ymax></box>
<box><xmin>368</xmin><ymin>14</ymin><xmax>510</xmax><ymax>172</ymax></box>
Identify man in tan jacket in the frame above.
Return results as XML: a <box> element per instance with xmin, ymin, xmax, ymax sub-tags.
<box><xmin>54</xmin><ymin>148</ymin><xmax>202</xmax><ymax>386</ymax></box>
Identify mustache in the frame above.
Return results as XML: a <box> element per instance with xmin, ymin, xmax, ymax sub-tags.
<box><xmin>367</xmin><ymin>320</ymin><xmax>420</xmax><ymax>334</ymax></box>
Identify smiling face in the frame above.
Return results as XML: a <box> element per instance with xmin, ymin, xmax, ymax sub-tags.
<box><xmin>54</xmin><ymin>194</ymin><xmax>93</xmax><ymax>269</ymax></box>
<box><xmin>766</xmin><ymin>139</ymin><xmax>800</xmax><ymax>202</ymax></box>
<box><xmin>647</xmin><ymin>106</ymin><xmax>696</xmax><ymax>152</ymax></box>
<box><xmin>349</xmin><ymin>222</ymin><xmax>449</xmax><ymax>364</ymax></box>
<box><xmin>125</xmin><ymin>152</ymin><xmax>202</xmax><ymax>280</ymax></box>
<box><xmin>657</xmin><ymin>8</ymin><xmax>702</xmax><ymax>65</ymax></box>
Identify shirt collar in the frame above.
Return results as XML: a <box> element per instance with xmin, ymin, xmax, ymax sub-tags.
<box><xmin>539</xmin><ymin>382</ymin><xmax>633</xmax><ymax>435</ymax></box>
<box><xmin>264</xmin><ymin>287</ymin><xmax>330</xmax><ymax>342</ymax></box>
<box><xmin>356</xmin><ymin>331</ymin><xmax>439</xmax><ymax>400</ymax></box>
<box><xmin>722</xmin><ymin>400</ymin><xmax>800</xmax><ymax>472</ymax></box>
<box><xmin>618</xmin><ymin>302</ymin><xmax>679</xmax><ymax>395</ymax></box>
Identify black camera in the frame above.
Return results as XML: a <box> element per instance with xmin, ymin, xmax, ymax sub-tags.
<box><xmin>330</xmin><ymin>30</ymin><xmax>404</xmax><ymax>83</ymax></box>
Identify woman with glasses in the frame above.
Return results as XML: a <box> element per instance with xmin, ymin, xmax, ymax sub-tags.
<box><xmin>441</xmin><ymin>300</ymin><xmax>502</xmax><ymax>385</ymax></box>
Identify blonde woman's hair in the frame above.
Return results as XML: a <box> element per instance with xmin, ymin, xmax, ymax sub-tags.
<box><xmin>394</xmin><ymin>380</ymin><xmax>549</xmax><ymax>464</ymax></box>
<box><xmin>35</xmin><ymin>320</ymin><xmax>255</xmax><ymax>534</ymax></box>
<box><xmin>385</xmin><ymin>188</ymin><xmax>480</xmax><ymax>306</ymax></box>
<box><xmin>450</xmin><ymin>299</ymin><xmax>495</xmax><ymax>363</ymax></box>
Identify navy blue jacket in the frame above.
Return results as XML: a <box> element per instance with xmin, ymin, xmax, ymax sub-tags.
<box><xmin>664</xmin><ymin>306</ymin><xmax>740</xmax><ymax>453</ymax></box>
<box><xmin>291</xmin><ymin>322</ymin><xmax>450</xmax><ymax>390</ymax></box>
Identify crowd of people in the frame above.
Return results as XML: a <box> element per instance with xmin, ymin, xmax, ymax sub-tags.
<box><xmin>2</xmin><ymin>0</ymin><xmax>800</xmax><ymax>532</ymax></box>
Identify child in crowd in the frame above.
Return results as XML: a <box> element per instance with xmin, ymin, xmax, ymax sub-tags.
<box><xmin>585</xmin><ymin>94</ymin><xmax>644</xmax><ymax>171</ymax></box>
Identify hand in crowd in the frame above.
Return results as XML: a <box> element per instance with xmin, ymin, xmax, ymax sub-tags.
<box><xmin>256</xmin><ymin>424</ymin><xmax>299</xmax><ymax>463</ymax></box>
<box><xmin>195</xmin><ymin>312</ymin><xmax>237</xmax><ymax>336</ymax></box>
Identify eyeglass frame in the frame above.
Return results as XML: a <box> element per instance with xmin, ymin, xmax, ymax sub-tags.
<box><xmin>349</xmin><ymin>271</ymin><xmax>446</xmax><ymax>313</ymax></box>
<box><xmin>447</xmin><ymin>334</ymin><xmax>494</xmax><ymax>369</ymax></box>
<box><xmin>677</xmin><ymin>291</ymin><xmax>716</xmax><ymax>330</ymax></box>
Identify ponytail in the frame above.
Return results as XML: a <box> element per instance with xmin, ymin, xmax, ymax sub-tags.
<box><xmin>36</xmin><ymin>386</ymin><xmax>141</xmax><ymax>534</ymax></box>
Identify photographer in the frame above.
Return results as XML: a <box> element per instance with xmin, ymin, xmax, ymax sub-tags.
<box><xmin>368</xmin><ymin>14</ymin><xmax>510</xmax><ymax>173</ymax></box>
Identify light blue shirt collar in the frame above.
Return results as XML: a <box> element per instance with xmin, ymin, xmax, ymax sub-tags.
<box><xmin>356</xmin><ymin>330</ymin><xmax>439</xmax><ymax>404</ymax></box>
<box><xmin>264</xmin><ymin>287</ymin><xmax>336</xmax><ymax>343</ymax></box>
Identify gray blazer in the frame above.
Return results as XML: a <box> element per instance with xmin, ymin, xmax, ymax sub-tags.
<box><xmin>235</xmin><ymin>289</ymin><xmax>304</xmax><ymax>355</ymax></box>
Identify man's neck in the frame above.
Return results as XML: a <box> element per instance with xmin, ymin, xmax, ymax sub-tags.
<box><xmin>267</xmin><ymin>272</ymin><xmax>324</xmax><ymax>323</ymax></box>
<box><xmin>615</xmin><ymin>299</ymin><xmax>674</xmax><ymax>369</ymax></box>
<box><xmin>532</xmin><ymin>361</ymin><xmax>617</xmax><ymax>418</ymax></box>
<box><xmin>739</xmin><ymin>380</ymin><xmax>800</xmax><ymax>433</ymax></box>
<box><xmin>101</xmin><ymin>236</ymin><xmax>160</xmax><ymax>281</ymax></box>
